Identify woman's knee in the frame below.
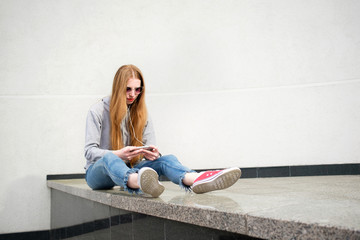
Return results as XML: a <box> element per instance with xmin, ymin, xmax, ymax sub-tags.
<box><xmin>158</xmin><ymin>154</ymin><xmax>179</xmax><ymax>164</ymax></box>
<box><xmin>86</xmin><ymin>164</ymin><xmax>115</xmax><ymax>190</ymax></box>
<box><xmin>102</xmin><ymin>152</ymin><xmax>120</xmax><ymax>162</ymax></box>
<box><xmin>102</xmin><ymin>152</ymin><xmax>128</xmax><ymax>169</ymax></box>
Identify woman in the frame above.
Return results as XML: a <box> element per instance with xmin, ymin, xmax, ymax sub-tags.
<box><xmin>84</xmin><ymin>64</ymin><xmax>241</xmax><ymax>197</ymax></box>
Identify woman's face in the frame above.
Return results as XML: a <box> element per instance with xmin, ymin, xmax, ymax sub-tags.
<box><xmin>126</xmin><ymin>78</ymin><xmax>142</xmax><ymax>105</ymax></box>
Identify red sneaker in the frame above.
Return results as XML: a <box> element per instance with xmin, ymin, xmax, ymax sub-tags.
<box><xmin>192</xmin><ymin>167</ymin><xmax>241</xmax><ymax>194</ymax></box>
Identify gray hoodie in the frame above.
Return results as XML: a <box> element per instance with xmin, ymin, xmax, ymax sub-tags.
<box><xmin>84</xmin><ymin>96</ymin><xmax>156</xmax><ymax>170</ymax></box>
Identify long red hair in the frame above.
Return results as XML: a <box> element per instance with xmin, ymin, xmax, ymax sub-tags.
<box><xmin>110</xmin><ymin>64</ymin><xmax>147</xmax><ymax>166</ymax></box>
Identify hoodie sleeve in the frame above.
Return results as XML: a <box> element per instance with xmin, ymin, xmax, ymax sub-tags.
<box><xmin>142</xmin><ymin>115</ymin><xmax>156</xmax><ymax>146</ymax></box>
<box><xmin>84</xmin><ymin>103</ymin><xmax>111</xmax><ymax>165</ymax></box>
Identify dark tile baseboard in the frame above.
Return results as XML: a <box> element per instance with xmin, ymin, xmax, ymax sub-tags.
<box><xmin>241</xmin><ymin>163</ymin><xmax>360</xmax><ymax>178</ymax></box>
<box><xmin>47</xmin><ymin>173</ymin><xmax>85</xmax><ymax>180</ymax></box>
<box><xmin>0</xmin><ymin>230</ymin><xmax>50</xmax><ymax>240</ymax></box>
<box><xmin>46</xmin><ymin>163</ymin><xmax>360</xmax><ymax>181</ymax></box>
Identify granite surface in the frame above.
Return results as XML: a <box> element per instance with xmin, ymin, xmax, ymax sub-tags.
<box><xmin>47</xmin><ymin>175</ymin><xmax>360</xmax><ymax>240</ymax></box>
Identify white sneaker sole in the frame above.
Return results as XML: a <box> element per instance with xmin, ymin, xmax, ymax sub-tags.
<box><xmin>192</xmin><ymin>167</ymin><xmax>241</xmax><ymax>194</ymax></box>
<box><xmin>138</xmin><ymin>167</ymin><xmax>165</xmax><ymax>198</ymax></box>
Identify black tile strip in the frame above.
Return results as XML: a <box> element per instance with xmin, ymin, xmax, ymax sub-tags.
<box><xmin>111</xmin><ymin>215</ymin><xmax>120</xmax><ymax>226</ymax></box>
<box><xmin>47</xmin><ymin>173</ymin><xmax>85</xmax><ymax>180</ymax></box>
<box><xmin>290</xmin><ymin>163</ymin><xmax>360</xmax><ymax>177</ymax></box>
<box><xmin>65</xmin><ymin>224</ymin><xmax>83</xmax><ymax>239</ymax></box>
<box><xmin>120</xmin><ymin>213</ymin><xmax>133</xmax><ymax>224</ymax></box>
<box><xmin>82</xmin><ymin>221</ymin><xmax>95</xmax><ymax>234</ymax></box>
<box><xmin>290</xmin><ymin>165</ymin><xmax>327</xmax><ymax>176</ymax></box>
<box><xmin>258</xmin><ymin>166</ymin><xmax>290</xmax><ymax>178</ymax></box>
<box><xmin>241</xmin><ymin>167</ymin><xmax>258</xmax><ymax>178</ymax></box>
<box><xmin>46</xmin><ymin>164</ymin><xmax>360</xmax><ymax>181</ymax></box>
<box><xmin>0</xmin><ymin>230</ymin><xmax>50</xmax><ymax>240</ymax></box>
<box><xmin>94</xmin><ymin>218</ymin><xmax>110</xmax><ymax>231</ymax></box>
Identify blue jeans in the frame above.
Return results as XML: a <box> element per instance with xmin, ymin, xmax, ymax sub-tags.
<box><xmin>85</xmin><ymin>152</ymin><xmax>195</xmax><ymax>193</ymax></box>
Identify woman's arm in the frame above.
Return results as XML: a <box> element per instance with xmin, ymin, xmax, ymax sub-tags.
<box><xmin>141</xmin><ymin>116</ymin><xmax>161</xmax><ymax>160</ymax></box>
<box><xmin>142</xmin><ymin>115</ymin><xmax>156</xmax><ymax>146</ymax></box>
<box><xmin>84</xmin><ymin>107</ymin><xmax>111</xmax><ymax>164</ymax></box>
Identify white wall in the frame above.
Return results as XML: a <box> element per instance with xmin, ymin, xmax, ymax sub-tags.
<box><xmin>1</xmin><ymin>0</ymin><xmax>359</xmax><ymax>234</ymax></box>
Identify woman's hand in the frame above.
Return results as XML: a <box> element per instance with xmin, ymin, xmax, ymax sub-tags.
<box><xmin>112</xmin><ymin>146</ymin><xmax>143</xmax><ymax>163</ymax></box>
<box><xmin>141</xmin><ymin>145</ymin><xmax>160</xmax><ymax>161</ymax></box>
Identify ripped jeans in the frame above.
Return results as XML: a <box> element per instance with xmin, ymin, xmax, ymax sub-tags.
<box><xmin>85</xmin><ymin>152</ymin><xmax>195</xmax><ymax>194</ymax></box>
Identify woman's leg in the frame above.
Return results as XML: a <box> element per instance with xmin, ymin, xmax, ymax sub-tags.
<box><xmin>135</xmin><ymin>155</ymin><xmax>242</xmax><ymax>194</ymax></box>
<box><xmin>182</xmin><ymin>172</ymin><xmax>200</xmax><ymax>186</ymax></box>
<box><xmin>85</xmin><ymin>152</ymin><xmax>139</xmax><ymax>193</ymax></box>
<box><xmin>135</xmin><ymin>154</ymin><xmax>196</xmax><ymax>190</ymax></box>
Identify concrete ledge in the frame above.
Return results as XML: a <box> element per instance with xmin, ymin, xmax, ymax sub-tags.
<box><xmin>47</xmin><ymin>176</ymin><xmax>360</xmax><ymax>240</ymax></box>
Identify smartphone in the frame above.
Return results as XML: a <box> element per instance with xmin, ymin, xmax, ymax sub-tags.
<box><xmin>133</xmin><ymin>146</ymin><xmax>154</xmax><ymax>151</ymax></box>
